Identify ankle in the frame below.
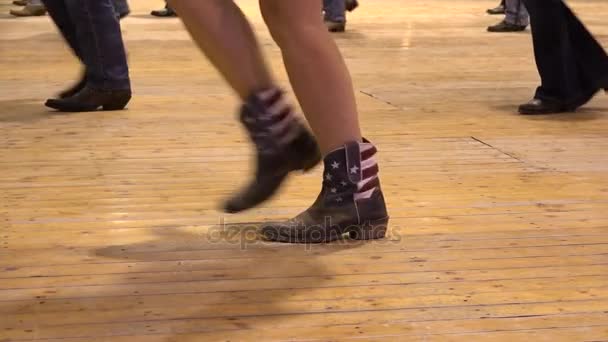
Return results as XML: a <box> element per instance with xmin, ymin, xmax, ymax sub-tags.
<box><xmin>241</xmin><ymin>86</ymin><xmax>307</xmax><ymax>149</ymax></box>
<box><xmin>322</xmin><ymin>137</ymin><xmax>364</xmax><ymax>156</ymax></box>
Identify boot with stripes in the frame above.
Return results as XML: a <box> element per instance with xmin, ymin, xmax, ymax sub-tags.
<box><xmin>223</xmin><ymin>88</ymin><xmax>321</xmax><ymax>213</ymax></box>
<box><xmin>261</xmin><ymin>139</ymin><xmax>389</xmax><ymax>243</ymax></box>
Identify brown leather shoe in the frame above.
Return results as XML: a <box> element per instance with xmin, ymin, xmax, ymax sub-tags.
<box><xmin>12</xmin><ymin>0</ymin><xmax>28</xmax><ymax>6</ymax></box>
<box><xmin>10</xmin><ymin>5</ymin><xmax>46</xmax><ymax>16</ymax></box>
<box><xmin>487</xmin><ymin>20</ymin><xmax>527</xmax><ymax>32</ymax></box>
<box><xmin>487</xmin><ymin>4</ymin><xmax>505</xmax><ymax>15</ymax></box>
<box><xmin>325</xmin><ymin>20</ymin><xmax>346</xmax><ymax>32</ymax></box>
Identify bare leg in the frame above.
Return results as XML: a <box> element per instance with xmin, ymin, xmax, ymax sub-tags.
<box><xmin>169</xmin><ymin>0</ymin><xmax>361</xmax><ymax>153</ymax></box>
<box><xmin>258</xmin><ymin>0</ymin><xmax>387</xmax><ymax>243</ymax></box>
<box><xmin>170</xmin><ymin>0</ymin><xmax>322</xmax><ymax>214</ymax></box>
<box><xmin>260</xmin><ymin>0</ymin><xmax>361</xmax><ymax>153</ymax></box>
<box><xmin>167</xmin><ymin>0</ymin><xmax>272</xmax><ymax>100</ymax></box>
<box><xmin>169</xmin><ymin>0</ymin><xmax>387</xmax><ymax>241</ymax></box>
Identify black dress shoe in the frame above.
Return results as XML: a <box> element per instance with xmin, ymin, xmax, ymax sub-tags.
<box><xmin>58</xmin><ymin>75</ymin><xmax>87</xmax><ymax>99</ymax></box>
<box><xmin>45</xmin><ymin>86</ymin><xmax>131</xmax><ymax>112</ymax></box>
<box><xmin>520</xmin><ymin>86</ymin><xmax>608</xmax><ymax>114</ymax></box>
<box><xmin>518</xmin><ymin>98</ymin><xmax>569</xmax><ymax>115</ymax></box>
<box><xmin>487</xmin><ymin>20</ymin><xmax>527</xmax><ymax>32</ymax></box>
<box><xmin>345</xmin><ymin>0</ymin><xmax>359</xmax><ymax>12</ymax></box>
<box><xmin>486</xmin><ymin>5</ymin><xmax>505</xmax><ymax>15</ymax></box>
<box><xmin>150</xmin><ymin>7</ymin><xmax>177</xmax><ymax>17</ymax></box>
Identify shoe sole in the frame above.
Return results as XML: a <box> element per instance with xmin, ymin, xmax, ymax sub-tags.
<box><xmin>45</xmin><ymin>98</ymin><xmax>130</xmax><ymax>112</ymax></box>
<box><xmin>487</xmin><ymin>27</ymin><xmax>527</xmax><ymax>32</ymax></box>
<box><xmin>518</xmin><ymin>106</ymin><xmax>569</xmax><ymax>115</ymax></box>
<box><xmin>262</xmin><ymin>217</ymin><xmax>390</xmax><ymax>244</ymax></box>
<box><xmin>10</xmin><ymin>10</ymin><xmax>46</xmax><ymax>16</ymax></box>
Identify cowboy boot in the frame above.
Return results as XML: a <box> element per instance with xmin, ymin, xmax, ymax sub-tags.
<box><xmin>58</xmin><ymin>74</ymin><xmax>87</xmax><ymax>99</ymax></box>
<box><xmin>223</xmin><ymin>88</ymin><xmax>322</xmax><ymax>213</ymax></box>
<box><xmin>45</xmin><ymin>86</ymin><xmax>131</xmax><ymax>112</ymax></box>
<box><xmin>346</xmin><ymin>0</ymin><xmax>359</xmax><ymax>12</ymax></box>
<box><xmin>262</xmin><ymin>139</ymin><xmax>389</xmax><ymax>243</ymax></box>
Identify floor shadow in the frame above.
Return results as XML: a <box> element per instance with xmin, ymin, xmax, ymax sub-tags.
<box><xmin>489</xmin><ymin>103</ymin><xmax>518</xmax><ymax>113</ymax></box>
<box><xmin>89</xmin><ymin>222</ymin><xmax>366</xmax><ymax>339</ymax></box>
<box><xmin>522</xmin><ymin>108</ymin><xmax>605</xmax><ymax>122</ymax></box>
<box><xmin>489</xmin><ymin>102</ymin><xmax>606</xmax><ymax>122</ymax></box>
<box><xmin>0</xmin><ymin>99</ymin><xmax>51</xmax><ymax>123</ymax></box>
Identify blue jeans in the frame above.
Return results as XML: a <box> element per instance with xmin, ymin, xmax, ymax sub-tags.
<box><xmin>324</xmin><ymin>0</ymin><xmax>345</xmax><ymax>23</ymax></box>
<box><xmin>505</xmin><ymin>0</ymin><xmax>529</xmax><ymax>26</ymax></box>
<box><xmin>42</xmin><ymin>0</ymin><xmax>131</xmax><ymax>91</ymax></box>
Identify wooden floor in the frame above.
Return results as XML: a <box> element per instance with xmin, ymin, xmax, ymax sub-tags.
<box><xmin>2</xmin><ymin>0</ymin><xmax>608</xmax><ymax>341</ymax></box>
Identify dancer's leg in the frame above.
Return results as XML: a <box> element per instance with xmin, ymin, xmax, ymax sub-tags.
<box><xmin>45</xmin><ymin>0</ymin><xmax>131</xmax><ymax>112</ymax></box>
<box><xmin>64</xmin><ymin>0</ymin><xmax>130</xmax><ymax>91</ymax></box>
<box><xmin>169</xmin><ymin>0</ymin><xmax>387</xmax><ymax>241</ymax></box>
<box><xmin>504</xmin><ymin>0</ymin><xmax>528</xmax><ymax>26</ymax></box>
<box><xmin>42</xmin><ymin>0</ymin><xmax>82</xmax><ymax>60</ymax></box>
<box><xmin>168</xmin><ymin>0</ymin><xmax>273</xmax><ymax>100</ymax></box>
<box><xmin>261</xmin><ymin>0</ymin><xmax>361</xmax><ymax>153</ymax></box>
<box><xmin>170</xmin><ymin>0</ymin><xmax>360</xmax><ymax>153</ymax></box>
<box><xmin>169</xmin><ymin>0</ymin><xmax>321</xmax><ymax>213</ymax></box>
<box><xmin>323</xmin><ymin>0</ymin><xmax>347</xmax><ymax>32</ymax></box>
<box><xmin>519</xmin><ymin>0</ymin><xmax>608</xmax><ymax>114</ymax></box>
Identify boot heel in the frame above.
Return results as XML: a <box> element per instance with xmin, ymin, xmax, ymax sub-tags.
<box><xmin>348</xmin><ymin>218</ymin><xmax>389</xmax><ymax>240</ymax></box>
<box><xmin>103</xmin><ymin>97</ymin><xmax>130</xmax><ymax>111</ymax></box>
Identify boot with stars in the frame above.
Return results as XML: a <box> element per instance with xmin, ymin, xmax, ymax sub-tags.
<box><xmin>223</xmin><ymin>87</ymin><xmax>321</xmax><ymax>213</ymax></box>
<box><xmin>261</xmin><ymin>139</ymin><xmax>389</xmax><ymax>243</ymax></box>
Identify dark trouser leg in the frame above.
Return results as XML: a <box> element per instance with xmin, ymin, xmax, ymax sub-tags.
<box><xmin>65</xmin><ymin>0</ymin><xmax>130</xmax><ymax>90</ymax></box>
<box><xmin>324</xmin><ymin>0</ymin><xmax>346</xmax><ymax>23</ymax></box>
<box><xmin>504</xmin><ymin>0</ymin><xmax>528</xmax><ymax>26</ymax></box>
<box><xmin>565</xmin><ymin>4</ymin><xmax>608</xmax><ymax>91</ymax></box>
<box><xmin>523</xmin><ymin>0</ymin><xmax>608</xmax><ymax>103</ymax></box>
<box><xmin>41</xmin><ymin>0</ymin><xmax>83</xmax><ymax>62</ymax></box>
<box><xmin>111</xmin><ymin>0</ymin><xmax>130</xmax><ymax>18</ymax></box>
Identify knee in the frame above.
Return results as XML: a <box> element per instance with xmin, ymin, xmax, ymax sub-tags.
<box><xmin>260</xmin><ymin>1</ymin><xmax>286</xmax><ymax>44</ymax></box>
<box><xmin>260</xmin><ymin>1</ymin><xmax>322</xmax><ymax>49</ymax></box>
